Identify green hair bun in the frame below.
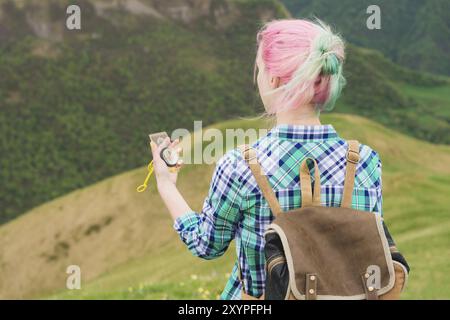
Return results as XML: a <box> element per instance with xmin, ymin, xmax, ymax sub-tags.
<box><xmin>322</xmin><ymin>52</ymin><xmax>340</xmax><ymax>75</ymax></box>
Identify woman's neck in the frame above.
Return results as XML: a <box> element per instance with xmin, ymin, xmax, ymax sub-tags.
<box><xmin>275</xmin><ymin>104</ymin><xmax>322</xmax><ymax>126</ymax></box>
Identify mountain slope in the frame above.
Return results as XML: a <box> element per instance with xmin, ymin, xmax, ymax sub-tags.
<box><xmin>0</xmin><ymin>114</ymin><xmax>449</xmax><ymax>299</ymax></box>
<box><xmin>337</xmin><ymin>45</ymin><xmax>450</xmax><ymax>144</ymax></box>
<box><xmin>1</xmin><ymin>0</ymin><xmax>449</xmax><ymax>229</ymax></box>
<box><xmin>281</xmin><ymin>0</ymin><xmax>450</xmax><ymax>76</ymax></box>
<box><xmin>0</xmin><ymin>0</ymin><xmax>288</xmax><ymax>224</ymax></box>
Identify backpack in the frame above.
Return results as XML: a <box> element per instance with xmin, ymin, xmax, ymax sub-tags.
<box><xmin>237</xmin><ymin>140</ymin><xmax>408</xmax><ymax>300</ymax></box>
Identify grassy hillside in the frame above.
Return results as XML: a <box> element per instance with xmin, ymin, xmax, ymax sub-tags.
<box><xmin>0</xmin><ymin>114</ymin><xmax>449</xmax><ymax>299</ymax></box>
<box><xmin>1</xmin><ymin>0</ymin><xmax>449</xmax><ymax>232</ymax></box>
<box><xmin>281</xmin><ymin>0</ymin><xmax>450</xmax><ymax>76</ymax></box>
<box><xmin>337</xmin><ymin>45</ymin><xmax>450</xmax><ymax>144</ymax></box>
<box><xmin>0</xmin><ymin>0</ymin><xmax>288</xmax><ymax>224</ymax></box>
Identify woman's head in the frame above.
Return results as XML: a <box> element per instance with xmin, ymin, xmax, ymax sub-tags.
<box><xmin>254</xmin><ymin>18</ymin><xmax>346</xmax><ymax>115</ymax></box>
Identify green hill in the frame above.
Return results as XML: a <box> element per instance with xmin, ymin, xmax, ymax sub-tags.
<box><xmin>0</xmin><ymin>0</ymin><xmax>449</xmax><ymax>231</ymax></box>
<box><xmin>0</xmin><ymin>114</ymin><xmax>449</xmax><ymax>299</ymax></box>
<box><xmin>0</xmin><ymin>0</ymin><xmax>288</xmax><ymax>224</ymax></box>
<box><xmin>337</xmin><ymin>45</ymin><xmax>450</xmax><ymax>144</ymax></box>
<box><xmin>281</xmin><ymin>0</ymin><xmax>450</xmax><ymax>76</ymax></box>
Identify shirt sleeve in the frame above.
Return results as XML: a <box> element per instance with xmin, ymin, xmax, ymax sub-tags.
<box><xmin>173</xmin><ymin>150</ymin><xmax>243</xmax><ymax>260</ymax></box>
<box><xmin>374</xmin><ymin>158</ymin><xmax>383</xmax><ymax>217</ymax></box>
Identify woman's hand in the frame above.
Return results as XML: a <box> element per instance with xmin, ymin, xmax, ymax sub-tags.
<box><xmin>150</xmin><ymin>137</ymin><xmax>191</xmax><ymax>220</ymax></box>
<box><xmin>150</xmin><ymin>137</ymin><xmax>183</xmax><ymax>187</ymax></box>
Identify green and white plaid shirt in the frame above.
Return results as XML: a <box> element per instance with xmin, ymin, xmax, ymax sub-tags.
<box><xmin>174</xmin><ymin>124</ymin><xmax>382</xmax><ymax>299</ymax></box>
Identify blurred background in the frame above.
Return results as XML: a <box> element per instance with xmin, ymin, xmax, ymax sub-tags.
<box><xmin>0</xmin><ymin>0</ymin><xmax>449</xmax><ymax>299</ymax></box>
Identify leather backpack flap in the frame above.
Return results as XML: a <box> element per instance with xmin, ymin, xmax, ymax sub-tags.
<box><xmin>268</xmin><ymin>206</ymin><xmax>396</xmax><ymax>299</ymax></box>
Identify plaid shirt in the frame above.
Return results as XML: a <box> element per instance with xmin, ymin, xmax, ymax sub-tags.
<box><xmin>174</xmin><ymin>124</ymin><xmax>382</xmax><ymax>300</ymax></box>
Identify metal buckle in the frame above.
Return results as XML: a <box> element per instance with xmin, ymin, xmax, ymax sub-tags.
<box><xmin>346</xmin><ymin>150</ymin><xmax>360</xmax><ymax>164</ymax></box>
<box><xmin>246</xmin><ymin>149</ymin><xmax>257</xmax><ymax>162</ymax></box>
<box><xmin>240</xmin><ymin>146</ymin><xmax>257</xmax><ymax>162</ymax></box>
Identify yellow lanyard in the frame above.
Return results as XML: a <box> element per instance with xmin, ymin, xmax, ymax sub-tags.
<box><xmin>136</xmin><ymin>161</ymin><xmax>154</xmax><ymax>193</ymax></box>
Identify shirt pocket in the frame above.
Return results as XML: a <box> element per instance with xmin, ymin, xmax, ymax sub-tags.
<box><xmin>321</xmin><ymin>184</ymin><xmax>381</xmax><ymax>214</ymax></box>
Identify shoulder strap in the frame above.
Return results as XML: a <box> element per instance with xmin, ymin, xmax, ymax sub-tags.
<box><xmin>238</xmin><ymin>145</ymin><xmax>282</xmax><ymax>217</ymax></box>
<box><xmin>341</xmin><ymin>140</ymin><xmax>361</xmax><ymax>208</ymax></box>
<box><xmin>299</xmin><ymin>157</ymin><xmax>322</xmax><ymax>207</ymax></box>
<box><xmin>236</xmin><ymin>145</ymin><xmax>282</xmax><ymax>298</ymax></box>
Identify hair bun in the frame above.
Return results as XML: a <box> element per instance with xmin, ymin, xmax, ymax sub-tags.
<box><xmin>321</xmin><ymin>52</ymin><xmax>340</xmax><ymax>75</ymax></box>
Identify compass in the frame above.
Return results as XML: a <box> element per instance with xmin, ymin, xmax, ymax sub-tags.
<box><xmin>160</xmin><ymin>147</ymin><xmax>180</xmax><ymax>167</ymax></box>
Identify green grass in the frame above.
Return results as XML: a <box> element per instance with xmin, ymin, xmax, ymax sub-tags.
<box><xmin>49</xmin><ymin>243</ymin><xmax>236</xmax><ymax>300</ymax></box>
<box><xmin>3</xmin><ymin>114</ymin><xmax>442</xmax><ymax>300</ymax></box>
<box><xmin>400</xmin><ymin>84</ymin><xmax>450</xmax><ymax>118</ymax></box>
<box><xmin>1</xmin><ymin>0</ymin><xmax>450</xmax><ymax>226</ymax></box>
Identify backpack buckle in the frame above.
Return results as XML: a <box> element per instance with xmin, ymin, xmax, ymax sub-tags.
<box><xmin>240</xmin><ymin>145</ymin><xmax>257</xmax><ymax>161</ymax></box>
<box><xmin>346</xmin><ymin>150</ymin><xmax>360</xmax><ymax>164</ymax></box>
<box><xmin>246</xmin><ymin>151</ymin><xmax>257</xmax><ymax>162</ymax></box>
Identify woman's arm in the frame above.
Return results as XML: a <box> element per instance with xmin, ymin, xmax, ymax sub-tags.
<box><xmin>157</xmin><ymin>179</ymin><xmax>192</xmax><ymax>220</ymax></box>
<box><xmin>150</xmin><ymin>138</ymin><xmax>192</xmax><ymax>220</ymax></box>
<box><xmin>151</xmin><ymin>138</ymin><xmax>244</xmax><ymax>259</ymax></box>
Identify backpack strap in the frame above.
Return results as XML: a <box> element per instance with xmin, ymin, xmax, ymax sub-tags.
<box><xmin>238</xmin><ymin>145</ymin><xmax>282</xmax><ymax>216</ymax></box>
<box><xmin>237</xmin><ymin>145</ymin><xmax>281</xmax><ymax>299</ymax></box>
<box><xmin>341</xmin><ymin>140</ymin><xmax>361</xmax><ymax>208</ymax></box>
<box><xmin>299</xmin><ymin>158</ymin><xmax>322</xmax><ymax>207</ymax></box>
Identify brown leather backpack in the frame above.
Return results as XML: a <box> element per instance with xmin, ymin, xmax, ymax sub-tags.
<box><xmin>237</xmin><ymin>140</ymin><xmax>408</xmax><ymax>300</ymax></box>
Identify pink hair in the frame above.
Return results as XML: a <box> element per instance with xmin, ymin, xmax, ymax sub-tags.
<box><xmin>256</xmin><ymin>19</ymin><xmax>346</xmax><ymax>113</ymax></box>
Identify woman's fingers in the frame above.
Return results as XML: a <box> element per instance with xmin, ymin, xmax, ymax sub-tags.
<box><xmin>170</xmin><ymin>138</ymin><xmax>180</xmax><ymax>148</ymax></box>
<box><xmin>158</xmin><ymin>137</ymin><xmax>171</xmax><ymax>152</ymax></box>
<box><xmin>151</xmin><ymin>137</ymin><xmax>183</xmax><ymax>170</ymax></box>
<box><xmin>151</xmin><ymin>138</ymin><xmax>169</xmax><ymax>159</ymax></box>
<box><xmin>169</xmin><ymin>139</ymin><xmax>183</xmax><ymax>159</ymax></box>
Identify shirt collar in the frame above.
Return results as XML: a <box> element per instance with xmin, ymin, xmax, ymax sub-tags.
<box><xmin>268</xmin><ymin>124</ymin><xmax>339</xmax><ymax>142</ymax></box>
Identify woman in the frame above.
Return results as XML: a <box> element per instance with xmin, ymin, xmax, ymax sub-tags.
<box><xmin>150</xmin><ymin>19</ymin><xmax>406</xmax><ymax>299</ymax></box>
